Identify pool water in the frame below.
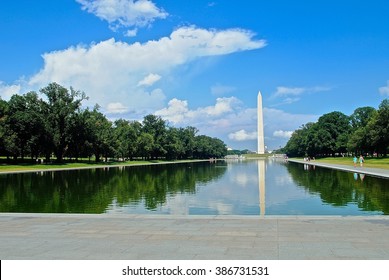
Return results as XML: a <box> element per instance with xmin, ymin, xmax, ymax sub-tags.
<box><xmin>0</xmin><ymin>159</ymin><xmax>388</xmax><ymax>215</ymax></box>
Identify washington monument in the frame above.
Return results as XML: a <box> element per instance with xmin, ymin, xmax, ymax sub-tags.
<box><xmin>257</xmin><ymin>90</ymin><xmax>265</xmax><ymax>154</ymax></box>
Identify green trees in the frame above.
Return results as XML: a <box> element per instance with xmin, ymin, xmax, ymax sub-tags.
<box><xmin>367</xmin><ymin>100</ymin><xmax>389</xmax><ymax>155</ymax></box>
<box><xmin>164</xmin><ymin>127</ymin><xmax>185</xmax><ymax>160</ymax></box>
<box><xmin>347</xmin><ymin>106</ymin><xmax>376</xmax><ymax>155</ymax></box>
<box><xmin>350</xmin><ymin>106</ymin><xmax>376</xmax><ymax>129</ymax></box>
<box><xmin>1</xmin><ymin>83</ymin><xmax>227</xmax><ymax>162</ymax></box>
<box><xmin>193</xmin><ymin>135</ymin><xmax>227</xmax><ymax>159</ymax></box>
<box><xmin>40</xmin><ymin>83</ymin><xmax>88</xmax><ymax>162</ymax></box>
<box><xmin>142</xmin><ymin>114</ymin><xmax>168</xmax><ymax>159</ymax></box>
<box><xmin>4</xmin><ymin>92</ymin><xmax>46</xmax><ymax>160</ymax></box>
<box><xmin>283</xmin><ymin>123</ymin><xmax>314</xmax><ymax>157</ymax></box>
<box><xmin>315</xmin><ymin>111</ymin><xmax>351</xmax><ymax>155</ymax></box>
<box><xmin>112</xmin><ymin>119</ymin><xmax>141</xmax><ymax>160</ymax></box>
<box><xmin>283</xmin><ymin>99</ymin><xmax>389</xmax><ymax>157</ymax></box>
<box><xmin>0</xmin><ymin>98</ymin><xmax>9</xmax><ymax>158</ymax></box>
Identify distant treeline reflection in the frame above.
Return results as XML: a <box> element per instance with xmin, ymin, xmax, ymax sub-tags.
<box><xmin>285</xmin><ymin>162</ymin><xmax>389</xmax><ymax>214</ymax></box>
<box><xmin>0</xmin><ymin>162</ymin><xmax>227</xmax><ymax>213</ymax></box>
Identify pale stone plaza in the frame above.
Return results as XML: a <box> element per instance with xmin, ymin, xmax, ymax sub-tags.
<box><xmin>1</xmin><ymin>213</ymin><xmax>389</xmax><ymax>260</ymax></box>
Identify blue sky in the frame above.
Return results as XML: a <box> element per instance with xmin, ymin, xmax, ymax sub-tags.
<box><xmin>1</xmin><ymin>0</ymin><xmax>389</xmax><ymax>151</ymax></box>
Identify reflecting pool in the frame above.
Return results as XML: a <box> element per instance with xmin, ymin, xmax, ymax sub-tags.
<box><xmin>0</xmin><ymin>159</ymin><xmax>388</xmax><ymax>215</ymax></box>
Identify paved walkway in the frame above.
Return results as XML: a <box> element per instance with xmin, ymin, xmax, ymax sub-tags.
<box><xmin>0</xmin><ymin>159</ymin><xmax>210</xmax><ymax>175</ymax></box>
<box><xmin>1</xmin><ymin>213</ymin><xmax>389</xmax><ymax>260</ymax></box>
<box><xmin>288</xmin><ymin>159</ymin><xmax>389</xmax><ymax>179</ymax></box>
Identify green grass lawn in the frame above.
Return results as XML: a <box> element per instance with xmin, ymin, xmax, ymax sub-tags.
<box><xmin>313</xmin><ymin>157</ymin><xmax>389</xmax><ymax>170</ymax></box>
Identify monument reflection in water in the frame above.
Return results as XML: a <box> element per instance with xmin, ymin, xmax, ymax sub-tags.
<box><xmin>258</xmin><ymin>159</ymin><xmax>266</xmax><ymax>216</ymax></box>
<box><xmin>0</xmin><ymin>160</ymin><xmax>388</xmax><ymax>215</ymax></box>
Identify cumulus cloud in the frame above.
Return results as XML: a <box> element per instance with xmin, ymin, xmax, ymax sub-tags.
<box><xmin>107</xmin><ymin>102</ymin><xmax>128</xmax><ymax>113</ymax></box>
<box><xmin>137</xmin><ymin>73</ymin><xmax>161</xmax><ymax>87</ymax></box>
<box><xmin>76</xmin><ymin>0</ymin><xmax>168</xmax><ymax>32</ymax></box>
<box><xmin>273</xmin><ymin>130</ymin><xmax>293</xmax><ymax>138</ymax></box>
<box><xmin>263</xmin><ymin>108</ymin><xmax>318</xmax><ymax>132</ymax></box>
<box><xmin>228</xmin><ymin>129</ymin><xmax>257</xmax><ymax>141</ymax></box>
<box><xmin>0</xmin><ymin>82</ymin><xmax>21</xmax><ymax>100</ymax></box>
<box><xmin>379</xmin><ymin>80</ymin><xmax>389</xmax><ymax>96</ymax></box>
<box><xmin>155</xmin><ymin>96</ymin><xmax>241</xmax><ymax>124</ymax></box>
<box><xmin>155</xmin><ymin>95</ymin><xmax>318</xmax><ymax>150</ymax></box>
<box><xmin>156</xmin><ymin>96</ymin><xmax>257</xmax><ymax>144</ymax></box>
<box><xmin>154</xmin><ymin>98</ymin><xmax>188</xmax><ymax>123</ymax></box>
<box><xmin>26</xmin><ymin>26</ymin><xmax>265</xmax><ymax>115</ymax></box>
<box><xmin>263</xmin><ymin>107</ymin><xmax>318</xmax><ymax>148</ymax></box>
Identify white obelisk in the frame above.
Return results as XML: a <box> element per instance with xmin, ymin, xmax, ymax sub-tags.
<box><xmin>257</xmin><ymin>91</ymin><xmax>265</xmax><ymax>154</ymax></box>
<box><xmin>258</xmin><ymin>159</ymin><xmax>266</xmax><ymax>216</ymax></box>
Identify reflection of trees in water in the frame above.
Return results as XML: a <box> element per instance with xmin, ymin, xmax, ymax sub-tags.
<box><xmin>0</xmin><ymin>162</ymin><xmax>227</xmax><ymax>213</ymax></box>
<box><xmin>285</xmin><ymin>162</ymin><xmax>389</xmax><ymax>214</ymax></box>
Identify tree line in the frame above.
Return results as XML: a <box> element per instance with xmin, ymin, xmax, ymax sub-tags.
<box><xmin>0</xmin><ymin>83</ymin><xmax>227</xmax><ymax>163</ymax></box>
<box><xmin>282</xmin><ymin>99</ymin><xmax>389</xmax><ymax>157</ymax></box>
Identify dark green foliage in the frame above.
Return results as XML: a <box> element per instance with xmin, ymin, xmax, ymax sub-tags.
<box><xmin>1</xmin><ymin>83</ymin><xmax>227</xmax><ymax>162</ymax></box>
<box><xmin>366</xmin><ymin>99</ymin><xmax>389</xmax><ymax>156</ymax></box>
<box><xmin>350</xmin><ymin>106</ymin><xmax>376</xmax><ymax>129</ymax></box>
<box><xmin>40</xmin><ymin>83</ymin><xmax>88</xmax><ymax>162</ymax></box>
<box><xmin>4</xmin><ymin>92</ymin><xmax>47</xmax><ymax>160</ymax></box>
<box><xmin>284</xmin><ymin>99</ymin><xmax>389</xmax><ymax>157</ymax></box>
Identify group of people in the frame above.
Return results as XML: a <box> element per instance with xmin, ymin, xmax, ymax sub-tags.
<box><xmin>303</xmin><ymin>157</ymin><xmax>315</xmax><ymax>162</ymax></box>
<box><xmin>353</xmin><ymin>155</ymin><xmax>364</xmax><ymax>167</ymax></box>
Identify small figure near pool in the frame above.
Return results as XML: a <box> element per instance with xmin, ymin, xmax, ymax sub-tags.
<box><xmin>359</xmin><ymin>155</ymin><xmax>364</xmax><ymax>167</ymax></box>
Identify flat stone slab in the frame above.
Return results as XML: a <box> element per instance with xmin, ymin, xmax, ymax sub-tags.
<box><xmin>1</xmin><ymin>213</ymin><xmax>389</xmax><ymax>260</ymax></box>
<box><xmin>288</xmin><ymin>159</ymin><xmax>389</xmax><ymax>179</ymax></box>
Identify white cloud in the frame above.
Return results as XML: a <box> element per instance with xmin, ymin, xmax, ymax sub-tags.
<box><xmin>107</xmin><ymin>102</ymin><xmax>128</xmax><ymax>113</ymax></box>
<box><xmin>263</xmin><ymin>108</ymin><xmax>318</xmax><ymax>132</ymax></box>
<box><xmin>124</xmin><ymin>28</ymin><xmax>138</xmax><ymax>37</ymax></box>
<box><xmin>274</xmin><ymin>86</ymin><xmax>331</xmax><ymax>97</ymax></box>
<box><xmin>211</xmin><ymin>84</ymin><xmax>236</xmax><ymax>95</ymax></box>
<box><xmin>207</xmin><ymin>96</ymin><xmax>240</xmax><ymax>115</ymax></box>
<box><xmin>379</xmin><ymin>80</ymin><xmax>389</xmax><ymax>96</ymax></box>
<box><xmin>26</xmin><ymin>26</ymin><xmax>265</xmax><ymax>115</ymax></box>
<box><xmin>137</xmin><ymin>73</ymin><xmax>161</xmax><ymax>87</ymax></box>
<box><xmin>273</xmin><ymin>130</ymin><xmax>293</xmax><ymax>138</ymax></box>
<box><xmin>263</xmin><ymin>107</ymin><xmax>318</xmax><ymax>148</ymax></box>
<box><xmin>156</xmin><ymin>96</ymin><xmax>241</xmax><ymax>125</ymax></box>
<box><xmin>0</xmin><ymin>82</ymin><xmax>21</xmax><ymax>100</ymax></box>
<box><xmin>274</xmin><ymin>86</ymin><xmax>306</xmax><ymax>97</ymax></box>
<box><xmin>155</xmin><ymin>96</ymin><xmax>318</xmax><ymax>150</ymax></box>
<box><xmin>76</xmin><ymin>0</ymin><xmax>168</xmax><ymax>32</ymax></box>
<box><xmin>271</xmin><ymin>86</ymin><xmax>331</xmax><ymax>105</ymax></box>
<box><xmin>154</xmin><ymin>98</ymin><xmax>188</xmax><ymax>123</ymax></box>
<box><xmin>228</xmin><ymin>129</ymin><xmax>257</xmax><ymax>141</ymax></box>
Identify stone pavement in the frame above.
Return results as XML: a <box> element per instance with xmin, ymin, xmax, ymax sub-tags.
<box><xmin>1</xmin><ymin>213</ymin><xmax>389</xmax><ymax>260</ymax></box>
<box><xmin>287</xmin><ymin>159</ymin><xmax>389</xmax><ymax>179</ymax></box>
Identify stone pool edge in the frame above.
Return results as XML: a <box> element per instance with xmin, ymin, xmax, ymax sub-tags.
<box><xmin>287</xmin><ymin>158</ymin><xmax>389</xmax><ymax>179</ymax></box>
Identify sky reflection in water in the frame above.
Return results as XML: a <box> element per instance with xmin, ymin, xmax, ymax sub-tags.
<box><xmin>0</xmin><ymin>160</ymin><xmax>388</xmax><ymax>215</ymax></box>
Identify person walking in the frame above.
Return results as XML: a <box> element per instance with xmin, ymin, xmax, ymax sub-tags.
<box><xmin>359</xmin><ymin>155</ymin><xmax>364</xmax><ymax>167</ymax></box>
<box><xmin>353</xmin><ymin>156</ymin><xmax>357</xmax><ymax>167</ymax></box>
